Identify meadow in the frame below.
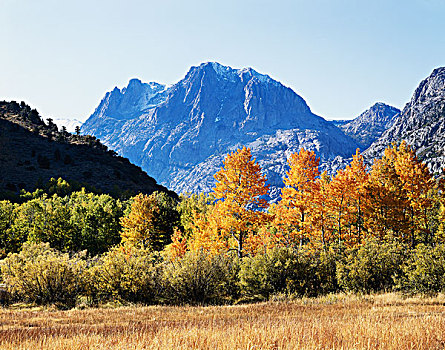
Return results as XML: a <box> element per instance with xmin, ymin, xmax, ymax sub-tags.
<box><xmin>0</xmin><ymin>293</ymin><xmax>444</xmax><ymax>350</ymax></box>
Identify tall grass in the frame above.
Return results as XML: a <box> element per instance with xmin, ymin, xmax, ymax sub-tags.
<box><xmin>0</xmin><ymin>293</ymin><xmax>444</xmax><ymax>349</ymax></box>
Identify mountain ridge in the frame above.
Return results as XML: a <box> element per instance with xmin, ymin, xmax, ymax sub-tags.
<box><xmin>82</xmin><ymin>63</ymin><xmax>445</xmax><ymax>197</ymax></box>
<box><xmin>0</xmin><ymin>101</ymin><xmax>174</xmax><ymax>198</ymax></box>
<box><xmin>82</xmin><ymin>62</ymin><xmax>360</xmax><ymax>197</ymax></box>
<box><xmin>364</xmin><ymin>67</ymin><xmax>445</xmax><ymax>174</ymax></box>
<box><xmin>339</xmin><ymin>102</ymin><xmax>400</xmax><ymax>150</ymax></box>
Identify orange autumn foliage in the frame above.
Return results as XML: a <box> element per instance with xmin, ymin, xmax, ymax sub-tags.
<box><xmin>273</xmin><ymin>148</ymin><xmax>320</xmax><ymax>248</ymax></box>
<box><xmin>365</xmin><ymin>142</ymin><xmax>436</xmax><ymax>246</ymax></box>
<box><xmin>181</xmin><ymin>142</ymin><xmax>440</xmax><ymax>255</ymax></box>
<box><xmin>120</xmin><ymin>193</ymin><xmax>159</xmax><ymax>247</ymax></box>
<box><xmin>326</xmin><ymin>149</ymin><xmax>369</xmax><ymax>246</ymax></box>
<box><xmin>163</xmin><ymin>228</ymin><xmax>188</xmax><ymax>261</ymax></box>
<box><xmin>187</xmin><ymin>208</ymin><xmax>228</xmax><ymax>256</ymax></box>
<box><xmin>212</xmin><ymin>147</ymin><xmax>270</xmax><ymax>258</ymax></box>
<box><xmin>311</xmin><ymin>171</ymin><xmax>335</xmax><ymax>249</ymax></box>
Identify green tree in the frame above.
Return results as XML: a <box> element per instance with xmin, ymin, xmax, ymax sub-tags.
<box><xmin>177</xmin><ymin>193</ymin><xmax>214</xmax><ymax>237</ymax></box>
<box><xmin>121</xmin><ymin>192</ymin><xmax>179</xmax><ymax>251</ymax></box>
<box><xmin>0</xmin><ymin>201</ymin><xmax>19</xmax><ymax>256</ymax></box>
<box><xmin>11</xmin><ymin>195</ymin><xmax>75</xmax><ymax>252</ymax></box>
<box><xmin>69</xmin><ymin>190</ymin><xmax>124</xmax><ymax>255</ymax></box>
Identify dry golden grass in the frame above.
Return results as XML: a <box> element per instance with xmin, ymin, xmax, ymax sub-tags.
<box><xmin>0</xmin><ymin>293</ymin><xmax>445</xmax><ymax>349</ymax></box>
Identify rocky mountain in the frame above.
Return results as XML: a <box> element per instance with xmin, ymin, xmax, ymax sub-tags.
<box><xmin>364</xmin><ymin>67</ymin><xmax>445</xmax><ymax>175</ymax></box>
<box><xmin>53</xmin><ymin>118</ymin><xmax>83</xmax><ymax>133</ymax></box>
<box><xmin>0</xmin><ymin>101</ymin><xmax>173</xmax><ymax>197</ymax></box>
<box><xmin>339</xmin><ymin>102</ymin><xmax>400</xmax><ymax>150</ymax></box>
<box><xmin>329</xmin><ymin>120</ymin><xmax>350</xmax><ymax>127</ymax></box>
<box><xmin>82</xmin><ymin>62</ymin><xmax>360</xmax><ymax>197</ymax></box>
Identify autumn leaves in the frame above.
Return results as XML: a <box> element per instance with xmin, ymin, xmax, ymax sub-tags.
<box><xmin>120</xmin><ymin>142</ymin><xmax>443</xmax><ymax>260</ymax></box>
<box><xmin>160</xmin><ymin>142</ymin><xmax>444</xmax><ymax>260</ymax></box>
<box><xmin>168</xmin><ymin>147</ymin><xmax>270</xmax><ymax>259</ymax></box>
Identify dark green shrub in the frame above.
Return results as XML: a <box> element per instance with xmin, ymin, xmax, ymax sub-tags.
<box><xmin>162</xmin><ymin>251</ymin><xmax>239</xmax><ymax>305</ymax></box>
<box><xmin>336</xmin><ymin>239</ymin><xmax>408</xmax><ymax>293</ymax></box>
<box><xmin>9</xmin><ymin>190</ymin><xmax>124</xmax><ymax>256</ymax></box>
<box><xmin>397</xmin><ymin>244</ymin><xmax>445</xmax><ymax>294</ymax></box>
<box><xmin>0</xmin><ymin>242</ymin><xmax>87</xmax><ymax>308</ymax></box>
<box><xmin>239</xmin><ymin>247</ymin><xmax>314</xmax><ymax>299</ymax></box>
<box><xmin>310</xmin><ymin>246</ymin><xmax>342</xmax><ymax>295</ymax></box>
<box><xmin>37</xmin><ymin>155</ymin><xmax>50</xmax><ymax>169</ymax></box>
<box><xmin>88</xmin><ymin>244</ymin><xmax>162</xmax><ymax>304</ymax></box>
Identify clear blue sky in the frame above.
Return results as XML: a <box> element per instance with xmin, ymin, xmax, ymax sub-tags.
<box><xmin>1</xmin><ymin>0</ymin><xmax>444</xmax><ymax>121</ymax></box>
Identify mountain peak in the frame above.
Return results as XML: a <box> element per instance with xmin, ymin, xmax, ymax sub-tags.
<box><xmin>339</xmin><ymin>102</ymin><xmax>400</xmax><ymax>150</ymax></box>
<box><xmin>126</xmin><ymin>78</ymin><xmax>143</xmax><ymax>88</ymax></box>
<box><xmin>82</xmin><ymin>62</ymin><xmax>359</xmax><ymax>198</ymax></box>
<box><xmin>364</xmin><ymin>66</ymin><xmax>445</xmax><ymax>174</ymax></box>
<box><xmin>411</xmin><ymin>67</ymin><xmax>445</xmax><ymax>104</ymax></box>
<box><xmin>186</xmin><ymin>61</ymin><xmax>278</xmax><ymax>86</ymax></box>
<box><xmin>431</xmin><ymin>66</ymin><xmax>445</xmax><ymax>76</ymax></box>
<box><xmin>371</xmin><ymin>102</ymin><xmax>389</xmax><ymax>108</ymax></box>
<box><xmin>368</xmin><ymin>102</ymin><xmax>400</xmax><ymax>114</ymax></box>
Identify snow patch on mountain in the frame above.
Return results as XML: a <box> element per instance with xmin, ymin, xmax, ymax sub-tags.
<box><xmin>53</xmin><ymin>118</ymin><xmax>83</xmax><ymax>133</ymax></box>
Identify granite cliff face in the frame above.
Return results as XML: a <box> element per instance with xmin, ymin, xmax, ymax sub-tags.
<box><xmin>364</xmin><ymin>68</ymin><xmax>445</xmax><ymax>174</ymax></box>
<box><xmin>339</xmin><ymin>102</ymin><xmax>400</xmax><ymax>150</ymax></box>
<box><xmin>82</xmin><ymin>62</ymin><xmax>360</xmax><ymax>196</ymax></box>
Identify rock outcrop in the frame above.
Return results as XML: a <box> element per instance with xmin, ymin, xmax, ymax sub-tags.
<box><xmin>339</xmin><ymin>102</ymin><xmax>400</xmax><ymax>150</ymax></box>
<box><xmin>364</xmin><ymin>68</ymin><xmax>445</xmax><ymax>175</ymax></box>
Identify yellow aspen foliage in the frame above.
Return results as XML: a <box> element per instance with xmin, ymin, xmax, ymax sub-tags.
<box><xmin>393</xmin><ymin>142</ymin><xmax>436</xmax><ymax>244</ymax></box>
<box><xmin>311</xmin><ymin>171</ymin><xmax>335</xmax><ymax>249</ymax></box>
<box><xmin>256</xmin><ymin>204</ymin><xmax>287</xmax><ymax>249</ymax></box>
<box><xmin>274</xmin><ymin>148</ymin><xmax>320</xmax><ymax>248</ymax></box>
<box><xmin>187</xmin><ymin>208</ymin><xmax>228</xmax><ymax>256</ymax></box>
<box><xmin>365</xmin><ymin>141</ymin><xmax>436</xmax><ymax>246</ymax></box>
<box><xmin>344</xmin><ymin>149</ymin><xmax>369</xmax><ymax>244</ymax></box>
<box><xmin>327</xmin><ymin>168</ymin><xmax>353</xmax><ymax>244</ymax></box>
<box><xmin>212</xmin><ymin>147</ymin><xmax>269</xmax><ymax>258</ymax></box>
<box><xmin>327</xmin><ymin>149</ymin><xmax>369</xmax><ymax>246</ymax></box>
<box><xmin>436</xmin><ymin>173</ymin><xmax>445</xmax><ymax>242</ymax></box>
<box><xmin>120</xmin><ymin>193</ymin><xmax>174</xmax><ymax>251</ymax></box>
<box><xmin>163</xmin><ymin>228</ymin><xmax>188</xmax><ymax>261</ymax></box>
<box><xmin>243</xmin><ymin>224</ymin><xmax>278</xmax><ymax>255</ymax></box>
<box><xmin>365</xmin><ymin>144</ymin><xmax>407</xmax><ymax>240</ymax></box>
<box><xmin>121</xmin><ymin>193</ymin><xmax>158</xmax><ymax>246</ymax></box>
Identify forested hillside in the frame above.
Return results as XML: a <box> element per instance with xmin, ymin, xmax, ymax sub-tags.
<box><xmin>0</xmin><ymin>101</ymin><xmax>172</xmax><ymax>199</ymax></box>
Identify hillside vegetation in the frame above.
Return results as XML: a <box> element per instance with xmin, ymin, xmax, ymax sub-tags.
<box><xmin>1</xmin><ymin>141</ymin><xmax>445</xmax><ymax>307</ymax></box>
<box><xmin>0</xmin><ymin>101</ymin><xmax>172</xmax><ymax>199</ymax></box>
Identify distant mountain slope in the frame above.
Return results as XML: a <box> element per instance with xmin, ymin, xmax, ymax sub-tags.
<box><xmin>0</xmin><ymin>101</ymin><xmax>172</xmax><ymax>197</ymax></box>
<box><xmin>339</xmin><ymin>102</ymin><xmax>400</xmax><ymax>150</ymax></box>
<box><xmin>329</xmin><ymin>120</ymin><xmax>350</xmax><ymax>127</ymax></box>
<box><xmin>53</xmin><ymin>118</ymin><xmax>83</xmax><ymax>133</ymax></box>
<box><xmin>82</xmin><ymin>62</ymin><xmax>360</xmax><ymax>196</ymax></box>
<box><xmin>364</xmin><ymin>68</ymin><xmax>445</xmax><ymax>174</ymax></box>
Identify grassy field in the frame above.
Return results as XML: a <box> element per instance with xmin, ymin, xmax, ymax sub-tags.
<box><xmin>0</xmin><ymin>293</ymin><xmax>444</xmax><ymax>349</ymax></box>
